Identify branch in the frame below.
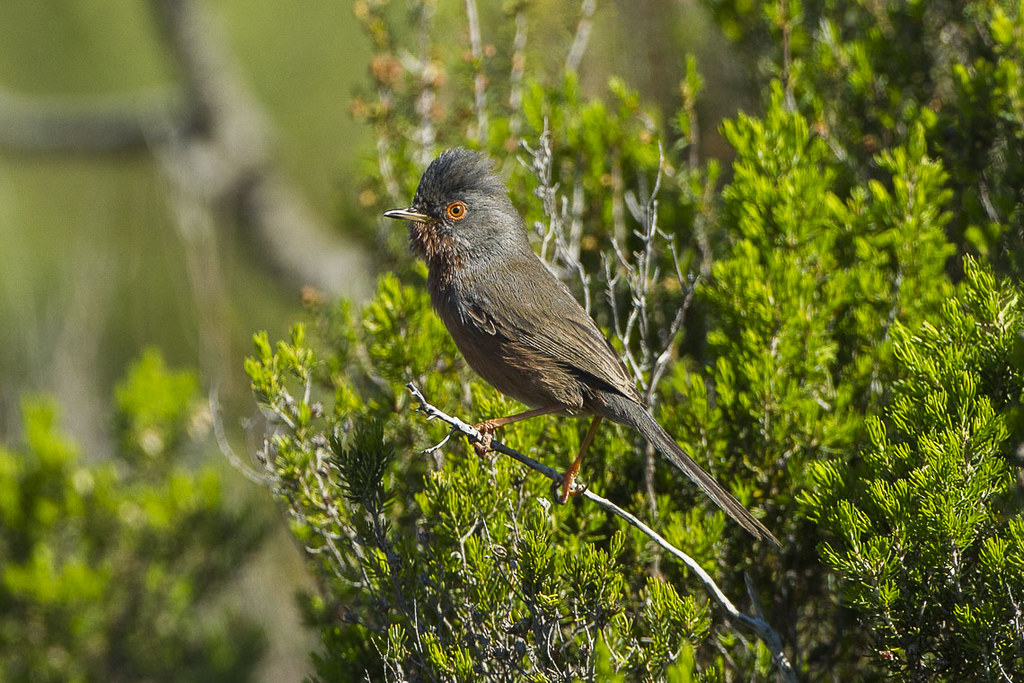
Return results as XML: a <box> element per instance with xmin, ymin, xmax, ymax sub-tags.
<box><xmin>0</xmin><ymin>87</ymin><xmax>189</xmax><ymax>153</ymax></box>
<box><xmin>521</xmin><ymin>127</ymin><xmax>592</xmax><ymax>312</ymax></box>
<box><xmin>0</xmin><ymin>0</ymin><xmax>369</xmax><ymax>296</ymax></box>
<box><xmin>148</xmin><ymin>0</ymin><xmax>370</xmax><ymax>295</ymax></box>
<box><xmin>506</xmin><ymin>3</ymin><xmax>528</xmax><ymax>143</ymax></box>
<box><xmin>210</xmin><ymin>388</ymin><xmax>273</xmax><ymax>486</ymax></box>
<box><xmin>404</xmin><ymin>383</ymin><xmax>797</xmax><ymax>682</ymax></box>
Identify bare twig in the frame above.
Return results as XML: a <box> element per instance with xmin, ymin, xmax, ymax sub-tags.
<box><xmin>507</xmin><ymin>3</ymin><xmax>529</xmax><ymax>144</ymax></box>
<box><xmin>464</xmin><ymin>0</ymin><xmax>489</xmax><ymax>145</ymax></box>
<box><xmin>521</xmin><ymin>127</ymin><xmax>593</xmax><ymax>312</ymax></box>
<box><xmin>415</xmin><ymin>0</ymin><xmax>437</xmax><ymax>167</ymax></box>
<box><xmin>778</xmin><ymin>0</ymin><xmax>796</xmax><ymax>112</ymax></box>
<box><xmin>404</xmin><ymin>383</ymin><xmax>797</xmax><ymax>682</ymax></box>
<box><xmin>151</xmin><ymin>0</ymin><xmax>371</xmax><ymax>294</ymax></box>
<box><xmin>212</xmin><ymin>390</ymin><xmax>271</xmax><ymax>486</ymax></box>
<box><xmin>565</xmin><ymin>0</ymin><xmax>597</xmax><ymax>73</ymax></box>
<box><xmin>602</xmin><ymin>146</ymin><xmax>701</xmax><ymax>520</ymax></box>
<box><xmin>152</xmin><ymin>138</ymin><xmax>232</xmax><ymax>386</ymax></box>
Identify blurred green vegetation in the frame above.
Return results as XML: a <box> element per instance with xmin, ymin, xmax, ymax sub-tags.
<box><xmin>0</xmin><ymin>2</ymin><xmax>374</xmax><ymax>437</ymax></box>
<box><xmin>0</xmin><ymin>4</ymin><xmax>376</xmax><ymax>679</ymax></box>
<box><xmin>0</xmin><ymin>2</ymin><xmax>757</xmax><ymax>679</ymax></box>
<box><xmin>0</xmin><ymin>349</ymin><xmax>267</xmax><ymax>681</ymax></box>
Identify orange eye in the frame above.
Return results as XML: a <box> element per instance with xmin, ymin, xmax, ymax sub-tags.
<box><xmin>446</xmin><ymin>201</ymin><xmax>467</xmax><ymax>221</ymax></box>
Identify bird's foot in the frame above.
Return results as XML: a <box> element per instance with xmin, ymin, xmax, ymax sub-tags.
<box><xmin>554</xmin><ymin>469</ymin><xmax>586</xmax><ymax>504</ymax></box>
<box><xmin>471</xmin><ymin>420</ymin><xmax>499</xmax><ymax>458</ymax></box>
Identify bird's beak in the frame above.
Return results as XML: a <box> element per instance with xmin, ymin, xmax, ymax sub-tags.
<box><xmin>383</xmin><ymin>207</ymin><xmax>432</xmax><ymax>223</ymax></box>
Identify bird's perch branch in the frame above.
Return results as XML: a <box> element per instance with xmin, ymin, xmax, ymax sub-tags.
<box><xmin>404</xmin><ymin>382</ymin><xmax>797</xmax><ymax>682</ymax></box>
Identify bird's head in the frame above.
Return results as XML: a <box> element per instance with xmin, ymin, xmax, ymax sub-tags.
<box><xmin>383</xmin><ymin>148</ymin><xmax>530</xmax><ymax>270</ymax></box>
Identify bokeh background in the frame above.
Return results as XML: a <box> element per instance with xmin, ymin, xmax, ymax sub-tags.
<box><xmin>0</xmin><ymin>2</ymin><xmax>747</xmax><ymax>678</ymax></box>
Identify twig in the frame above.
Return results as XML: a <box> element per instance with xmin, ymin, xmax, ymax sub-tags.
<box><xmin>521</xmin><ymin>127</ymin><xmax>592</xmax><ymax>312</ymax></box>
<box><xmin>565</xmin><ymin>0</ymin><xmax>597</xmax><ymax>73</ymax></box>
<box><xmin>407</xmin><ymin>383</ymin><xmax>564</xmax><ymax>482</ymax></box>
<box><xmin>423</xmin><ymin>427</ymin><xmax>457</xmax><ymax>454</ymax></box>
<box><xmin>507</xmin><ymin>3</ymin><xmax>528</xmax><ymax>143</ymax></box>
<box><xmin>464</xmin><ymin>0</ymin><xmax>488</xmax><ymax>145</ymax></box>
<box><xmin>778</xmin><ymin>0</ymin><xmax>796</xmax><ymax>112</ymax></box>
<box><xmin>414</xmin><ymin>0</ymin><xmax>437</xmax><ymax>166</ymax></box>
<box><xmin>395</xmin><ymin>49</ymin><xmax>438</xmax><ymax>167</ymax></box>
<box><xmin>604</xmin><ymin>146</ymin><xmax>698</xmax><ymax>522</ymax></box>
<box><xmin>210</xmin><ymin>389</ymin><xmax>273</xmax><ymax>486</ymax></box>
<box><xmin>404</xmin><ymin>382</ymin><xmax>797</xmax><ymax>682</ymax></box>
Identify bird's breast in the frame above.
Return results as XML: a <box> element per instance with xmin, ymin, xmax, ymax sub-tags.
<box><xmin>428</xmin><ymin>278</ymin><xmax>586</xmax><ymax>412</ymax></box>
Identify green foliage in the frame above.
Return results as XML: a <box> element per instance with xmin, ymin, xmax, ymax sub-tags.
<box><xmin>804</xmin><ymin>258</ymin><xmax>1024</xmax><ymax>678</ymax></box>
<box><xmin>115</xmin><ymin>347</ymin><xmax>201</xmax><ymax>464</ymax></box>
<box><xmin>648</xmin><ymin>84</ymin><xmax>956</xmax><ymax>677</ymax></box>
<box><xmin>696</xmin><ymin>88</ymin><xmax>954</xmax><ymax>508</ymax></box>
<box><xmin>703</xmin><ymin>0</ymin><xmax>1024</xmax><ymax>277</ymax></box>
<box><xmin>246</xmin><ymin>1</ymin><xmax>1023</xmax><ymax>680</ymax></box>
<box><xmin>247</xmin><ymin>281</ymin><xmax>716</xmax><ymax>681</ymax></box>
<box><xmin>0</xmin><ymin>351</ymin><xmax>267</xmax><ymax>682</ymax></box>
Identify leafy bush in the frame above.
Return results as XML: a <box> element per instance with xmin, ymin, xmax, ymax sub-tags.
<box><xmin>804</xmin><ymin>258</ymin><xmax>1024</xmax><ymax>678</ymax></box>
<box><xmin>704</xmin><ymin>0</ymin><xmax>1024</xmax><ymax>277</ymax></box>
<box><xmin>246</xmin><ymin>1</ymin><xmax>1023</xmax><ymax>680</ymax></box>
<box><xmin>0</xmin><ymin>350</ymin><xmax>267</xmax><ymax>682</ymax></box>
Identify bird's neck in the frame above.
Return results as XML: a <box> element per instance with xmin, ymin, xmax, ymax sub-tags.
<box><xmin>410</xmin><ymin>223</ymin><xmax>463</xmax><ymax>285</ymax></box>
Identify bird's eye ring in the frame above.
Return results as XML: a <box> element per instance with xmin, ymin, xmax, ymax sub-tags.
<box><xmin>446</xmin><ymin>201</ymin><xmax>468</xmax><ymax>221</ymax></box>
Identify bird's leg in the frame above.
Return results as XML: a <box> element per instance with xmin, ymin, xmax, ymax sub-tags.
<box><xmin>558</xmin><ymin>416</ymin><xmax>603</xmax><ymax>503</ymax></box>
<box><xmin>472</xmin><ymin>405</ymin><xmax>562</xmax><ymax>456</ymax></box>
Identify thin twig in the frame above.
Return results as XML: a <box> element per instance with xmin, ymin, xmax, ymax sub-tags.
<box><xmin>404</xmin><ymin>383</ymin><xmax>797</xmax><ymax>682</ymax></box>
<box><xmin>464</xmin><ymin>0</ymin><xmax>488</xmax><ymax>144</ymax></box>
<box><xmin>507</xmin><ymin>3</ymin><xmax>528</xmax><ymax>144</ymax></box>
<box><xmin>565</xmin><ymin>0</ymin><xmax>597</xmax><ymax>73</ymax></box>
<box><xmin>414</xmin><ymin>0</ymin><xmax>437</xmax><ymax>166</ymax></box>
<box><xmin>779</xmin><ymin>0</ymin><xmax>796</xmax><ymax>112</ymax></box>
<box><xmin>210</xmin><ymin>389</ymin><xmax>271</xmax><ymax>485</ymax></box>
<box><xmin>423</xmin><ymin>427</ymin><xmax>457</xmax><ymax>454</ymax></box>
<box><xmin>407</xmin><ymin>383</ymin><xmax>563</xmax><ymax>482</ymax></box>
<box><xmin>521</xmin><ymin>128</ymin><xmax>592</xmax><ymax>312</ymax></box>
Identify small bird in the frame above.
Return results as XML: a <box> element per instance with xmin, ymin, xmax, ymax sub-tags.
<box><xmin>384</xmin><ymin>147</ymin><xmax>779</xmax><ymax>546</ymax></box>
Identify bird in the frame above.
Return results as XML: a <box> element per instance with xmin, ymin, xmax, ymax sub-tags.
<box><xmin>384</xmin><ymin>147</ymin><xmax>779</xmax><ymax>546</ymax></box>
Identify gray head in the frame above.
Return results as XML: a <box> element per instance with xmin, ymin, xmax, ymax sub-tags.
<box><xmin>383</xmin><ymin>148</ymin><xmax>531</xmax><ymax>267</ymax></box>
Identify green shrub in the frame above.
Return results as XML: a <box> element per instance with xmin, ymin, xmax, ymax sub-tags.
<box><xmin>0</xmin><ymin>350</ymin><xmax>267</xmax><ymax>682</ymax></box>
<box><xmin>247</xmin><ymin>1</ymin><xmax>1022</xmax><ymax>679</ymax></box>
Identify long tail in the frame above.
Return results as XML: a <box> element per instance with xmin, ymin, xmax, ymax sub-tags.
<box><xmin>595</xmin><ymin>391</ymin><xmax>780</xmax><ymax>547</ymax></box>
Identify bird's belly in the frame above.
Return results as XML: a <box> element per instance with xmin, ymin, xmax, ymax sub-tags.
<box><xmin>446</xmin><ymin>318</ymin><xmax>585</xmax><ymax>412</ymax></box>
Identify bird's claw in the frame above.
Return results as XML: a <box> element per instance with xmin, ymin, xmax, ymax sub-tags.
<box><xmin>471</xmin><ymin>420</ymin><xmax>498</xmax><ymax>458</ymax></box>
<box><xmin>554</xmin><ymin>471</ymin><xmax>586</xmax><ymax>504</ymax></box>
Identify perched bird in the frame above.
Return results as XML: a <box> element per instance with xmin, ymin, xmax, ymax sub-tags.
<box><xmin>384</xmin><ymin>147</ymin><xmax>778</xmax><ymax>546</ymax></box>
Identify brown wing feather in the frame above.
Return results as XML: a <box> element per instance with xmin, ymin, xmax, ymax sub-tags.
<box><xmin>466</xmin><ymin>255</ymin><xmax>641</xmax><ymax>404</ymax></box>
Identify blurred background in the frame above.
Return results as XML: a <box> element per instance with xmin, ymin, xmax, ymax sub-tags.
<box><xmin>0</xmin><ymin>1</ymin><xmax>745</xmax><ymax>678</ymax></box>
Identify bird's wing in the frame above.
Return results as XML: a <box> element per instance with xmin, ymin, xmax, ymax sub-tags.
<box><xmin>466</xmin><ymin>256</ymin><xmax>642</xmax><ymax>403</ymax></box>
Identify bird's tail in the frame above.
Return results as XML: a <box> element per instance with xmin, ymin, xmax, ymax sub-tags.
<box><xmin>596</xmin><ymin>392</ymin><xmax>780</xmax><ymax>547</ymax></box>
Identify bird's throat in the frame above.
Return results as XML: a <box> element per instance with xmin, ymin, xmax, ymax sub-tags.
<box><xmin>410</xmin><ymin>222</ymin><xmax>463</xmax><ymax>285</ymax></box>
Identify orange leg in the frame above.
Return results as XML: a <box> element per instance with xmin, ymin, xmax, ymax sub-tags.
<box><xmin>558</xmin><ymin>416</ymin><xmax>603</xmax><ymax>503</ymax></box>
<box><xmin>472</xmin><ymin>405</ymin><xmax>562</xmax><ymax>456</ymax></box>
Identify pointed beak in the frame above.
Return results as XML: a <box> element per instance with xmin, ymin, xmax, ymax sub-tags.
<box><xmin>383</xmin><ymin>207</ymin><xmax>432</xmax><ymax>223</ymax></box>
